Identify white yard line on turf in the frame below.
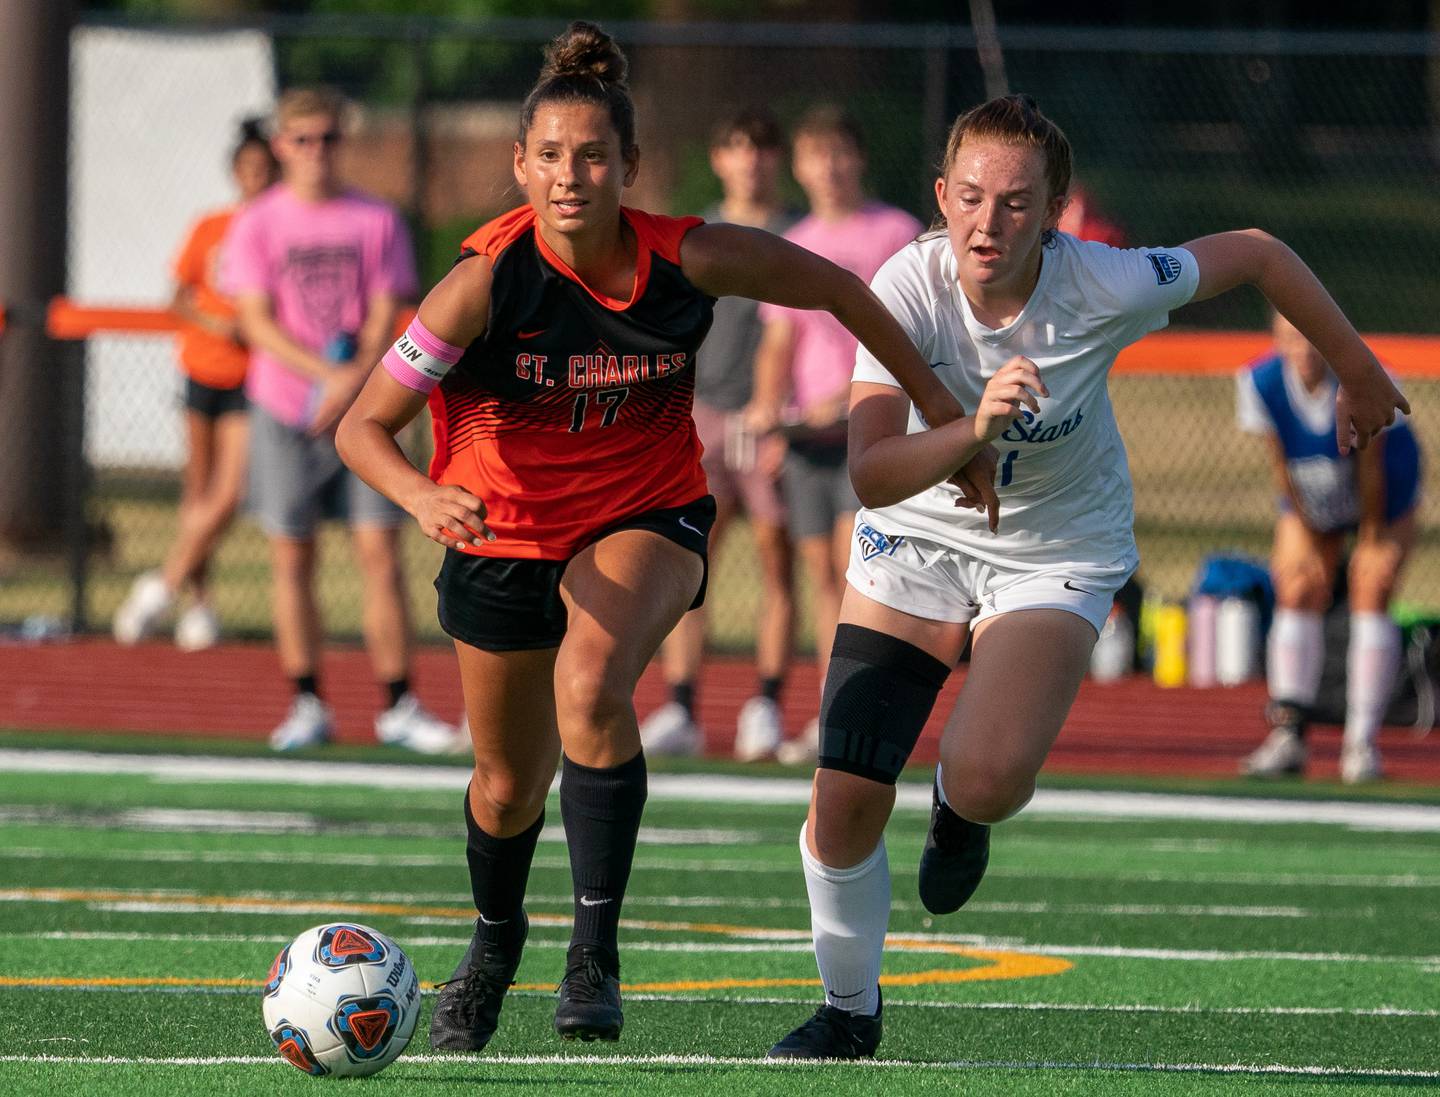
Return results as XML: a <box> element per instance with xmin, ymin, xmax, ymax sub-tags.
<box><xmin>4</xmin><ymin>841</ymin><xmax>1437</xmax><ymax>889</ymax></box>
<box><xmin>4</xmin><ymin>748</ymin><xmax>1440</xmax><ymax>831</ymax></box>
<box><xmin>6</xmin><ymin>923</ymin><xmax>1438</xmax><ymax>967</ymax></box>
<box><xmin>12</xmin><ymin>982</ymin><xmax>1440</xmax><ymax>1021</ymax></box>
<box><xmin>0</xmin><ymin>1053</ymin><xmax>1435</xmax><ymax>1078</ymax></box>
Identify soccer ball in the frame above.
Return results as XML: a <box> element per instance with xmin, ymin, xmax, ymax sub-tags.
<box><xmin>261</xmin><ymin>923</ymin><xmax>421</xmax><ymax>1077</ymax></box>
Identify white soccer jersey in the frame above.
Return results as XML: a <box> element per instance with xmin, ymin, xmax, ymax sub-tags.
<box><xmin>853</xmin><ymin>231</ymin><xmax>1200</xmax><ymax>570</ymax></box>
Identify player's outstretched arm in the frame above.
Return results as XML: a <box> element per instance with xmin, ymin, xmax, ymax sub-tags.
<box><xmin>1184</xmin><ymin>230</ymin><xmax>1410</xmax><ymax>453</ymax></box>
<box><xmin>336</xmin><ymin>256</ymin><xmax>496</xmax><ymax>549</ymax></box>
<box><xmin>680</xmin><ymin>223</ymin><xmax>963</xmax><ymax>430</ymax></box>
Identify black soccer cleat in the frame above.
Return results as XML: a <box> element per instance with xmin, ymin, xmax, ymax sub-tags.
<box><xmin>917</xmin><ymin>777</ymin><xmax>990</xmax><ymax>915</ymax></box>
<box><xmin>429</xmin><ymin>912</ymin><xmax>528</xmax><ymax>1052</ymax></box>
<box><xmin>554</xmin><ymin>944</ymin><xmax>623</xmax><ymax>1042</ymax></box>
<box><xmin>767</xmin><ymin>992</ymin><xmax>882</xmax><ymax>1060</ymax></box>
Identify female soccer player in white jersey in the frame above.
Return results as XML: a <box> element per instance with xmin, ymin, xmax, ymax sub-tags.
<box><xmin>768</xmin><ymin>94</ymin><xmax>1410</xmax><ymax>1060</ymax></box>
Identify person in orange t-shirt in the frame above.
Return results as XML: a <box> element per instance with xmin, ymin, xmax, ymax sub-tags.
<box><xmin>113</xmin><ymin>118</ymin><xmax>277</xmax><ymax>649</ymax></box>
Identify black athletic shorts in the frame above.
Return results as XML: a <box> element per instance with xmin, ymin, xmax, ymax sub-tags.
<box><xmin>435</xmin><ymin>494</ymin><xmax>717</xmax><ymax>652</ymax></box>
<box><xmin>183</xmin><ymin>377</ymin><xmax>248</xmax><ymax>419</ymax></box>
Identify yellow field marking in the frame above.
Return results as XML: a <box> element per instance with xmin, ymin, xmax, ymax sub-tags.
<box><xmin>5</xmin><ymin>888</ymin><xmax>1072</xmax><ymax>992</ymax></box>
<box><xmin>0</xmin><ymin>976</ymin><xmax>258</xmax><ymax>988</ymax></box>
<box><xmin>515</xmin><ymin>941</ymin><xmax>1071</xmax><ymax>992</ymax></box>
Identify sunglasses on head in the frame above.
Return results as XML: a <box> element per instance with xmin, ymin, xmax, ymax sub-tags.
<box><xmin>289</xmin><ymin>130</ymin><xmax>342</xmax><ymax>147</ymax></box>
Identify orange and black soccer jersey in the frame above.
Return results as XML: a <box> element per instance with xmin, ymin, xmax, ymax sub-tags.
<box><xmin>428</xmin><ymin>205</ymin><xmax>714</xmax><ymax>559</ymax></box>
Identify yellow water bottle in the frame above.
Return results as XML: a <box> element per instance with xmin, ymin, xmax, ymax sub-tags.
<box><xmin>1152</xmin><ymin>602</ymin><xmax>1188</xmax><ymax>688</ymax></box>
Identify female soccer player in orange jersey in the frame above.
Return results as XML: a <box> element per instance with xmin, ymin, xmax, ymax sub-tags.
<box><xmin>336</xmin><ymin>21</ymin><xmax>989</xmax><ymax>1051</ymax></box>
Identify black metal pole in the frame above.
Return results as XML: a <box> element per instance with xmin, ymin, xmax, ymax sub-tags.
<box><xmin>409</xmin><ymin>23</ymin><xmax>434</xmax><ymax>283</ymax></box>
<box><xmin>0</xmin><ymin>3</ymin><xmax>74</xmax><ymax>553</ymax></box>
<box><xmin>58</xmin><ymin>338</ymin><xmax>90</xmax><ymax>635</ymax></box>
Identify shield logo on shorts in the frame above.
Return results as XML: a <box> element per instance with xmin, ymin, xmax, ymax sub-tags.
<box><xmin>857</xmin><ymin>524</ymin><xmax>903</xmax><ymax>562</ymax></box>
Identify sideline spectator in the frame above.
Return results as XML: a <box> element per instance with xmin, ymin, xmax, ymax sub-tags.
<box><xmin>113</xmin><ymin>118</ymin><xmax>277</xmax><ymax>650</ymax></box>
<box><xmin>224</xmin><ymin>87</ymin><xmax>456</xmax><ymax>753</ymax></box>
<box><xmin>640</xmin><ymin>107</ymin><xmax>799</xmax><ymax>761</ymax></box>
<box><xmin>1057</xmin><ymin>181</ymin><xmax>1125</xmax><ymax>247</ymax></box>
<box><xmin>748</xmin><ymin>104</ymin><xmax>922</xmax><ymax>763</ymax></box>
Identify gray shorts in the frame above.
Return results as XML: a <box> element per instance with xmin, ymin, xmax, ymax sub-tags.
<box><xmin>248</xmin><ymin>404</ymin><xmax>406</xmax><ymax>539</ymax></box>
<box><xmin>782</xmin><ymin>443</ymin><xmax>860</xmax><ymax>541</ymax></box>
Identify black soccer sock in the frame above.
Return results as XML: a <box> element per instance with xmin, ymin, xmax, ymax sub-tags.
<box><xmin>463</xmin><ymin>788</ymin><xmax>543</xmax><ymax>945</ymax></box>
<box><xmin>670</xmin><ymin>680</ymin><xmax>696</xmax><ymax>718</ymax></box>
<box><xmin>293</xmin><ymin>674</ymin><xmax>320</xmax><ymax>699</ymax></box>
<box><xmin>758</xmin><ymin>675</ymin><xmax>784</xmax><ymax>703</ymax></box>
<box><xmin>1268</xmin><ymin>697</ymin><xmax>1310</xmax><ymax>741</ymax></box>
<box><xmin>383</xmin><ymin>677</ymin><xmax>411</xmax><ymax>710</ymax></box>
<box><xmin>560</xmin><ymin>751</ymin><xmax>648</xmax><ymax>961</ymax></box>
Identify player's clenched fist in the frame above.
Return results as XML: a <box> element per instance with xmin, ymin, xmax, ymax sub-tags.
<box><xmin>1336</xmin><ymin>372</ymin><xmax>1410</xmax><ymax>455</ymax></box>
<box><xmin>975</xmin><ymin>355</ymin><xmax>1049</xmax><ymax>443</ymax></box>
<box><xmin>411</xmin><ymin>484</ymin><xmax>494</xmax><ymax>548</ymax></box>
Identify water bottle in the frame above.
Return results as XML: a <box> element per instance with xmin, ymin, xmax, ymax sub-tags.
<box><xmin>1089</xmin><ymin>606</ymin><xmax>1133</xmax><ymax>682</ymax></box>
<box><xmin>325</xmin><ymin>331</ymin><xmax>358</xmax><ymax>365</ymax></box>
<box><xmin>1187</xmin><ymin>595</ymin><xmax>1219</xmax><ymax>687</ymax></box>
<box><xmin>19</xmin><ymin>615</ymin><xmax>69</xmax><ymax>643</ymax></box>
<box><xmin>304</xmin><ymin>331</ymin><xmax>358</xmax><ymax>426</ymax></box>
<box><xmin>724</xmin><ymin>413</ymin><xmax>757</xmax><ymax>473</ymax></box>
<box><xmin>1152</xmin><ymin>603</ymin><xmax>1188</xmax><ymax>688</ymax></box>
<box><xmin>1216</xmin><ymin>598</ymin><xmax>1260</xmax><ymax>685</ymax></box>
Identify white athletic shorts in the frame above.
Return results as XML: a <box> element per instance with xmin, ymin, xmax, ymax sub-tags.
<box><xmin>846</xmin><ymin>520</ymin><xmax>1134</xmax><ymax>637</ymax></box>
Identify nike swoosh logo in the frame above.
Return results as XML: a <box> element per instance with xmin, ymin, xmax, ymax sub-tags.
<box><xmin>826</xmin><ymin>987</ymin><xmax>866</xmax><ymax>1000</ymax></box>
<box><xmin>477</xmin><ymin>915</ymin><xmax>509</xmax><ymax>926</ymax></box>
<box><xmin>1063</xmin><ymin>579</ymin><xmax>1097</xmax><ymax>595</ymax></box>
<box><xmin>579</xmin><ymin>896</ymin><xmax>613</xmax><ymax>907</ymax></box>
<box><xmin>517</xmin><ymin>328</ymin><xmax>547</xmax><ymax>340</ymax></box>
<box><xmin>678</xmin><ymin>516</ymin><xmax>703</xmax><ymax>537</ymax></box>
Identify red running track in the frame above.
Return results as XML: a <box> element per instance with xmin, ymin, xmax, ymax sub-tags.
<box><xmin>2</xmin><ymin>638</ymin><xmax>1437</xmax><ymax>783</ymax></box>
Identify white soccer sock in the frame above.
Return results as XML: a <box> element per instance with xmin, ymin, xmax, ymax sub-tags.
<box><xmin>1345</xmin><ymin>612</ymin><xmax>1400</xmax><ymax>747</ymax></box>
<box><xmin>800</xmin><ymin>823</ymin><xmax>888</xmax><ymax>1017</ymax></box>
<box><xmin>1267</xmin><ymin>609</ymin><xmax>1325</xmax><ymax>707</ymax></box>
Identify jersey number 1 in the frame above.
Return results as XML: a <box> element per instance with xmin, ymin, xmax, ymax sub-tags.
<box><xmin>569</xmin><ymin>387</ymin><xmax>630</xmax><ymax>432</ymax></box>
<box><xmin>1000</xmin><ymin>449</ymin><xmax>1019</xmax><ymax>487</ymax></box>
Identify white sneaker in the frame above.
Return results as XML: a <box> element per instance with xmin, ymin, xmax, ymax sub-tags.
<box><xmin>776</xmin><ymin>717</ymin><xmax>820</xmax><ymax>766</ymax></box>
<box><xmin>1240</xmin><ymin>728</ymin><xmax>1307</xmax><ymax>777</ymax></box>
<box><xmin>375</xmin><ymin>693</ymin><xmax>464</xmax><ymax>755</ymax></box>
<box><xmin>269</xmin><ymin>693</ymin><xmax>334</xmax><ymax>751</ymax></box>
<box><xmin>1340</xmin><ymin>741</ymin><xmax>1383</xmax><ymax>785</ymax></box>
<box><xmin>639</xmin><ymin>701</ymin><xmax>702</xmax><ymax>757</ymax></box>
<box><xmin>174</xmin><ymin>604</ymin><xmax>220</xmax><ymax>652</ymax></box>
<box><xmin>734</xmin><ymin>695</ymin><xmax>783</xmax><ymax>761</ymax></box>
<box><xmin>113</xmin><ymin>572</ymin><xmax>173</xmax><ymax>645</ymax></box>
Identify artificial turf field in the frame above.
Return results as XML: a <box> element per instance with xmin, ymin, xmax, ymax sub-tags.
<box><xmin>2</xmin><ymin>735</ymin><xmax>1439</xmax><ymax>1095</ymax></box>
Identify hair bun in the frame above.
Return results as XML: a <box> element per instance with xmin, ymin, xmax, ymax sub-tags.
<box><xmin>541</xmin><ymin>20</ymin><xmax>628</xmax><ymax>88</ymax></box>
<box><xmin>238</xmin><ymin>115</ymin><xmax>268</xmax><ymax>143</ymax></box>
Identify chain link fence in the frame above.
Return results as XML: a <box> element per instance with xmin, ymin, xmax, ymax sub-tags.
<box><xmin>2</xmin><ymin>16</ymin><xmax>1437</xmax><ymax>647</ymax></box>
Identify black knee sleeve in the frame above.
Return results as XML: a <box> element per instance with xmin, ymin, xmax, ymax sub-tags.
<box><xmin>817</xmin><ymin>624</ymin><xmax>951</xmax><ymax>784</ymax></box>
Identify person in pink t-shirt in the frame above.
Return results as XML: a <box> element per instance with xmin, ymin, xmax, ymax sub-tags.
<box><xmin>225</xmin><ymin>86</ymin><xmax>455</xmax><ymax>754</ymax></box>
<box><xmin>748</xmin><ymin>104</ymin><xmax>922</xmax><ymax>761</ymax></box>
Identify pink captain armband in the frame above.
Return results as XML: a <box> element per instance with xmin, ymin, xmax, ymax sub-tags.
<box><xmin>381</xmin><ymin>318</ymin><xmax>465</xmax><ymax>394</ymax></box>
